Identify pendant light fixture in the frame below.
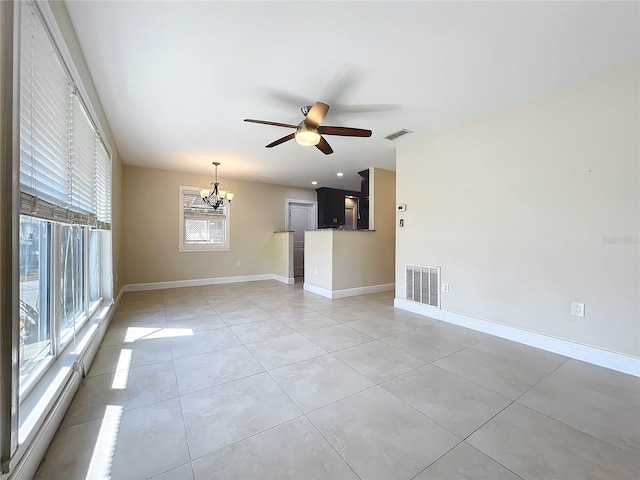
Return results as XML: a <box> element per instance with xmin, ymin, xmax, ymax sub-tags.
<box><xmin>200</xmin><ymin>162</ymin><xmax>234</xmax><ymax>210</ymax></box>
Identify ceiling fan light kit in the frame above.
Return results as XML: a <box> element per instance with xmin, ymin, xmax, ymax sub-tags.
<box><xmin>295</xmin><ymin>123</ymin><xmax>321</xmax><ymax>146</ymax></box>
<box><xmin>244</xmin><ymin>101</ymin><xmax>372</xmax><ymax>155</ymax></box>
<box><xmin>201</xmin><ymin>161</ymin><xmax>234</xmax><ymax>210</ymax></box>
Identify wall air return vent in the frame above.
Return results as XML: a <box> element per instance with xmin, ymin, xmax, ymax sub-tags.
<box><xmin>405</xmin><ymin>264</ymin><xmax>440</xmax><ymax>308</ymax></box>
<box><xmin>384</xmin><ymin>129</ymin><xmax>413</xmax><ymax>141</ymax></box>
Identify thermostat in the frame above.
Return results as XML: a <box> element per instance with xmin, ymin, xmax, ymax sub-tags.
<box><xmin>397</xmin><ymin>204</ymin><xmax>407</xmax><ymax>212</ymax></box>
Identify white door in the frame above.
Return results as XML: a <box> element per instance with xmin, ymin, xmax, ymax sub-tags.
<box><xmin>288</xmin><ymin>203</ymin><xmax>315</xmax><ymax>278</ymax></box>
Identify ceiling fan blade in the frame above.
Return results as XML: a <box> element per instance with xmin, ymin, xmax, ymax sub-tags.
<box><xmin>330</xmin><ymin>103</ymin><xmax>401</xmax><ymax>115</ymax></box>
<box><xmin>266</xmin><ymin>133</ymin><xmax>295</xmax><ymax>148</ymax></box>
<box><xmin>259</xmin><ymin>87</ymin><xmax>310</xmax><ymax>108</ymax></box>
<box><xmin>318</xmin><ymin>126</ymin><xmax>372</xmax><ymax>137</ymax></box>
<box><xmin>244</xmin><ymin>119</ymin><xmax>297</xmax><ymax>129</ymax></box>
<box><xmin>304</xmin><ymin>102</ymin><xmax>330</xmax><ymax>128</ymax></box>
<box><xmin>316</xmin><ymin>136</ymin><xmax>333</xmax><ymax>155</ymax></box>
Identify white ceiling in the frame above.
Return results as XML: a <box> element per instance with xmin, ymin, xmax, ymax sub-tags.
<box><xmin>64</xmin><ymin>1</ymin><xmax>639</xmax><ymax>191</ymax></box>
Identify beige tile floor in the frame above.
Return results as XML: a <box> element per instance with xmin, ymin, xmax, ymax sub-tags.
<box><xmin>35</xmin><ymin>280</ymin><xmax>640</xmax><ymax>480</ymax></box>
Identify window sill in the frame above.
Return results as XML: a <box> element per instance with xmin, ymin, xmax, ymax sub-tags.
<box><xmin>17</xmin><ymin>299</ymin><xmax>114</xmax><ymax>449</ymax></box>
<box><xmin>178</xmin><ymin>246</ymin><xmax>230</xmax><ymax>252</ymax></box>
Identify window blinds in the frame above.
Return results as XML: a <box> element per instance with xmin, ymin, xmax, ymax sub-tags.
<box><xmin>19</xmin><ymin>1</ymin><xmax>111</xmax><ymax>229</ymax></box>
<box><xmin>95</xmin><ymin>139</ymin><xmax>111</xmax><ymax>226</ymax></box>
<box><xmin>19</xmin><ymin>1</ymin><xmax>69</xmax><ymax>209</ymax></box>
<box><xmin>182</xmin><ymin>189</ymin><xmax>227</xmax><ymax>219</ymax></box>
<box><xmin>70</xmin><ymin>94</ymin><xmax>95</xmax><ymax>216</ymax></box>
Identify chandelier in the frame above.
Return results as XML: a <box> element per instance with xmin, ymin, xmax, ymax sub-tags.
<box><xmin>200</xmin><ymin>162</ymin><xmax>234</xmax><ymax>210</ymax></box>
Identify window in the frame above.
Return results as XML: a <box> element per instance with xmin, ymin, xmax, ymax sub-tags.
<box><xmin>179</xmin><ymin>186</ymin><xmax>230</xmax><ymax>252</ymax></box>
<box><xmin>16</xmin><ymin>1</ymin><xmax>112</xmax><ymax>400</ymax></box>
<box><xmin>59</xmin><ymin>225</ymin><xmax>85</xmax><ymax>344</ymax></box>
<box><xmin>88</xmin><ymin>229</ymin><xmax>102</xmax><ymax>305</ymax></box>
<box><xmin>19</xmin><ymin>216</ymin><xmax>51</xmax><ymax>386</ymax></box>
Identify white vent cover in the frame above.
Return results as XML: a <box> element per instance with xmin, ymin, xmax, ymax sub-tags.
<box><xmin>405</xmin><ymin>264</ymin><xmax>440</xmax><ymax>308</ymax></box>
<box><xmin>384</xmin><ymin>129</ymin><xmax>413</xmax><ymax>141</ymax></box>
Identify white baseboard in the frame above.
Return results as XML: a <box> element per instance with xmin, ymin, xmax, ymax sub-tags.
<box><xmin>78</xmin><ymin>300</ymin><xmax>119</xmax><ymax>377</ymax></box>
<box><xmin>123</xmin><ymin>273</ymin><xmax>291</xmax><ymax>292</ymax></box>
<box><xmin>304</xmin><ymin>283</ymin><xmax>395</xmax><ymax>299</ymax></box>
<box><xmin>115</xmin><ymin>286</ymin><xmax>124</xmax><ymax>304</ymax></box>
<box><xmin>8</xmin><ymin>370</ymin><xmax>82</xmax><ymax>480</ymax></box>
<box><xmin>274</xmin><ymin>275</ymin><xmax>295</xmax><ymax>285</ymax></box>
<box><xmin>303</xmin><ymin>283</ymin><xmax>332</xmax><ymax>298</ymax></box>
<box><xmin>332</xmin><ymin>283</ymin><xmax>395</xmax><ymax>299</ymax></box>
<box><xmin>394</xmin><ymin>298</ymin><xmax>640</xmax><ymax>377</ymax></box>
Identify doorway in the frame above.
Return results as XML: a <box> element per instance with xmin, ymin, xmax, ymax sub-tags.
<box><xmin>344</xmin><ymin>196</ymin><xmax>358</xmax><ymax>231</ymax></box>
<box><xmin>285</xmin><ymin>199</ymin><xmax>317</xmax><ymax>278</ymax></box>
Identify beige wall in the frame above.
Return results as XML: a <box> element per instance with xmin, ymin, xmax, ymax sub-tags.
<box><xmin>122</xmin><ymin>165</ymin><xmax>315</xmax><ymax>285</ymax></box>
<box><xmin>332</xmin><ymin>231</ymin><xmax>394</xmax><ymax>290</ymax></box>
<box><xmin>304</xmin><ymin>231</ymin><xmax>334</xmax><ymax>290</ymax></box>
<box><xmin>370</xmin><ymin>167</ymin><xmax>396</xmax><ymax>286</ymax></box>
<box><xmin>396</xmin><ymin>62</ymin><xmax>640</xmax><ymax>357</ymax></box>
<box><xmin>267</xmin><ymin>232</ymin><xmax>294</xmax><ymax>280</ymax></box>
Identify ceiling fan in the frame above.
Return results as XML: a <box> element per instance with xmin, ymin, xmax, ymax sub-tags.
<box><xmin>244</xmin><ymin>102</ymin><xmax>372</xmax><ymax>155</ymax></box>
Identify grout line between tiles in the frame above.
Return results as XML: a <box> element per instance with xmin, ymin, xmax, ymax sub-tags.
<box><xmin>304</xmin><ymin>412</ymin><xmax>363</xmax><ymax>480</ymax></box>
<box><xmin>457</xmin><ymin>357</ymin><xmax>569</xmax><ymax>442</ymax></box>
<box><xmin>515</xmin><ymin>402</ymin><xmax>640</xmax><ymax>459</ymax></box>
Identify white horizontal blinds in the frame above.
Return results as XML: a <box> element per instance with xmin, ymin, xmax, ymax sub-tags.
<box><xmin>70</xmin><ymin>94</ymin><xmax>95</xmax><ymax>217</ymax></box>
<box><xmin>19</xmin><ymin>1</ymin><xmax>70</xmax><ymax>208</ymax></box>
<box><xmin>95</xmin><ymin>139</ymin><xmax>111</xmax><ymax>227</ymax></box>
<box><xmin>18</xmin><ymin>1</ymin><xmax>112</xmax><ymax>230</ymax></box>
<box><xmin>183</xmin><ymin>189</ymin><xmax>226</xmax><ymax>218</ymax></box>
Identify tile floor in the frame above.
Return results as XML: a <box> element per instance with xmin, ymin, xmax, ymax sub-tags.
<box><xmin>35</xmin><ymin>280</ymin><xmax>640</xmax><ymax>480</ymax></box>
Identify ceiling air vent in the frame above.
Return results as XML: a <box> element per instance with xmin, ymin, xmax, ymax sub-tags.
<box><xmin>384</xmin><ymin>129</ymin><xmax>413</xmax><ymax>141</ymax></box>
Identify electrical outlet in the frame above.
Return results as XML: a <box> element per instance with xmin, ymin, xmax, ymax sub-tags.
<box><xmin>314</xmin><ymin>267</ymin><xmax>318</xmax><ymax>274</ymax></box>
<box><xmin>571</xmin><ymin>302</ymin><xmax>585</xmax><ymax>318</ymax></box>
<box><xmin>236</xmin><ymin>260</ymin><xmax>241</xmax><ymax>268</ymax></box>
<box><xmin>442</xmin><ymin>282</ymin><xmax>449</xmax><ymax>293</ymax></box>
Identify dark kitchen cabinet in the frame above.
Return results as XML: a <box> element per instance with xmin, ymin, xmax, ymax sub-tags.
<box><xmin>316</xmin><ymin>187</ymin><xmax>360</xmax><ymax>228</ymax></box>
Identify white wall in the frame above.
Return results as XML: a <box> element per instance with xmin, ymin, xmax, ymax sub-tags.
<box><xmin>396</xmin><ymin>63</ymin><xmax>639</xmax><ymax>357</ymax></box>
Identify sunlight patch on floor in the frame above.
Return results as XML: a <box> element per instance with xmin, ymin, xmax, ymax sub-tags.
<box><xmin>111</xmin><ymin>349</ymin><xmax>132</xmax><ymax>390</ymax></box>
<box><xmin>124</xmin><ymin>327</ymin><xmax>194</xmax><ymax>342</ymax></box>
<box><xmin>86</xmin><ymin>405</ymin><xmax>123</xmax><ymax>479</ymax></box>
<box><xmin>123</xmin><ymin>327</ymin><xmax>162</xmax><ymax>343</ymax></box>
